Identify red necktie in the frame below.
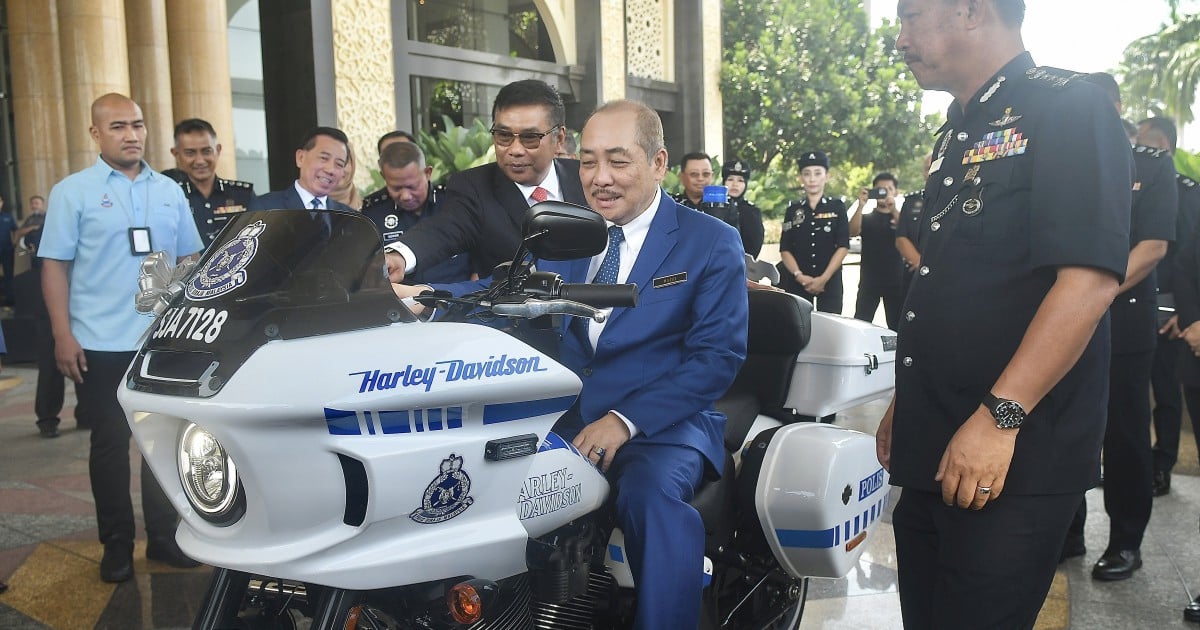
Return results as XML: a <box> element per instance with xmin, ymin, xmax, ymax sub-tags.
<box><xmin>530</xmin><ymin>186</ymin><xmax>549</xmax><ymax>204</ymax></box>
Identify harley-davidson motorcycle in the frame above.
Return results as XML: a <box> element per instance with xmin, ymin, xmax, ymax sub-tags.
<box><xmin>118</xmin><ymin>203</ymin><xmax>896</xmax><ymax>629</ymax></box>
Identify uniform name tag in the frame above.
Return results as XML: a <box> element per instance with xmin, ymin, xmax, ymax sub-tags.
<box><xmin>653</xmin><ymin>272</ymin><xmax>687</xmax><ymax>289</ymax></box>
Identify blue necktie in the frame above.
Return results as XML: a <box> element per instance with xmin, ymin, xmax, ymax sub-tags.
<box><xmin>593</xmin><ymin>226</ymin><xmax>625</xmax><ymax>284</ymax></box>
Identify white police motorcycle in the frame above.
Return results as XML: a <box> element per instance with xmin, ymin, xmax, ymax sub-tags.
<box><xmin>120</xmin><ymin>204</ymin><xmax>895</xmax><ymax>629</ymax></box>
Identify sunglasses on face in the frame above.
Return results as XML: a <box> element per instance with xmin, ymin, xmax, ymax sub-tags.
<box><xmin>490</xmin><ymin>125</ymin><xmax>561</xmax><ymax>149</ymax></box>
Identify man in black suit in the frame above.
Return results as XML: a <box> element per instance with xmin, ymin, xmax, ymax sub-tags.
<box><xmin>249</xmin><ymin>126</ymin><xmax>356</xmax><ymax>213</ymax></box>
<box><xmin>385</xmin><ymin>79</ymin><xmax>586</xmax><ymax>281</ymax></box>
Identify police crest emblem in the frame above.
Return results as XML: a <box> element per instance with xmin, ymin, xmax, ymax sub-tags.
<box><xmin>384</xmin><ymin>214</ymin><xmax>400</xmax><ymax>230</ymax></box>
<box><xmin>185</xmin><ymin>221</ymin><xmax>265</xmax><ymax>301</ymax></box>
<box><xmin>410</xmin><ymin>454</ymin><xmax>475</xmax><ymax>524</ymax></box>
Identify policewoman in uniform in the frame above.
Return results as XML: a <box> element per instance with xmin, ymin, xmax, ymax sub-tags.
<box><xmin>362</xmin><ymin>141</ymin><xmax>471</xmax><ymax>285</ymax></box>
<box><xmin>722</xmin><ymin>159</ymin><xmax>765</xmax><ymax>258</ymax></box>
<box><xmin>879</xmin><ymin>1</ymin><xmax>1132</xmax><ymax>626</ymax></box>
<box><xmin>165</xmin><ymin>118</ymin><xmax>255</xmax><ymax>249</ymax></box>
<box><xmin>777</xmin><ymin>151</ymin><xmax>849</xmax><ymax>314</ymax></box>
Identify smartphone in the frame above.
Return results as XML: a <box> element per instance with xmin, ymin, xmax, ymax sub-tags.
<box><xmin>868</xmin><ymin>187</ymin><xmax>888</xmax><ymax>200</ymax></box>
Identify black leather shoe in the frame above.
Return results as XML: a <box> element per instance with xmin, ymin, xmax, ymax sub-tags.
<box><xmin>146</xmin><ymin>537</ymin><xmax>201</xmax><ymax>568</ymax></box>
<box><xmin>38</xmin><ymin>425</ymin><xmax>59</xmax><ymax>439</ymax></box>
<box><xmin>100</xmin><ymin>543</ymin><xmax>134</xmax><ymax>583</ymax></box>
<box><xmin>1154</xmin><ymin>471</ymin><xmax>1171</xmax><ymax>497</ymax></box>
<box><xmin>1092</xmin><ymin>549</ymin><xmax>1142</xmax><ymax>581</ymax></box>
<box><xmin>0</xmin><ymin>580</ymin><xmax>8</xmax><ymax>593</ymax></box>
<box><xmin>1185</xmin><ymin>595</ymin><xmax>1200</xmax><ymax>622</ymax></box>
<box><xmin>1059</xmin><ymin>536</ymin><xmax>1086</xmax><ymax>563</ymax></box>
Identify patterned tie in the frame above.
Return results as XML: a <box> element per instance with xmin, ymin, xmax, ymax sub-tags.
<box><xmin>311</xmin><ymin>198</ymin><xmax>330</xmax><ymax>238</ymax></box>
<box><xmin>530</xmin><ymin>186</ymin><xmax>550</xmax><ymax>204</ymax></box>
<box><xmin>593</xmin><ymin>226</ymin><xmax>625</xmax><ymax>284</ymax></box>
<box><xmin>310</xmin><ymin>198</ymin><xmax>322</xmax><ymax>209</ymax></box>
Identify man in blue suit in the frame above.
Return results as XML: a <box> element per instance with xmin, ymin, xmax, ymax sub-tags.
<box><xmin>249</xmin><ymin>126</ymin><xmax>356</xmax><ymax>213</ymax></box>
<box><xmin>546</xmin><ymin>100</ymin><xmax>747</xmax><ymax>628</ymax></box>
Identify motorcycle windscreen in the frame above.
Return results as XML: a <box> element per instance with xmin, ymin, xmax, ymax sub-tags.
<box><xmin>129</xmin><ymin>209</ymin><xmax>416</xmax><ymax>398</ymax></box>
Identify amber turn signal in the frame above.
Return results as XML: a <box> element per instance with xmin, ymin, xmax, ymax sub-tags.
<box><xmin>448</xmin><ymin>582</ymin><xmax>484</xmax><ymax>624</ymax></box>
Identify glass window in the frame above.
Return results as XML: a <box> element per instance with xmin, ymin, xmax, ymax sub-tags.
<box><xmin>407</xmin><ymin>0</ymin><xmax>554</xmax><ymax>62</ymax></box>
<box><xmin>227</xmin><ymin>0</ymin><xmax>269</xmax><ymax>192</ymax></box>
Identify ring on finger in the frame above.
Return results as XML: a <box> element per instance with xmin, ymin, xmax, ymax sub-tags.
<box><xmin>977</xmin><ymin>485</ymin><xmax>992</xmax><ymax>495</ymax></box>
<box><xmin>593</xmin><ymin>446</ymin><xmax>606</xmax><ymax>458</ymax></box>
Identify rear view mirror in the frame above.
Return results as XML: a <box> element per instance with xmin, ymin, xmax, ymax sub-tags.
<box><xmin>523</xmin><ymin>201</ymin><xmax>607</xmax><ymax>261</ymax></box>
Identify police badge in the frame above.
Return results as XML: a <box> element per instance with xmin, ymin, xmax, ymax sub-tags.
<box><xmin>410</xmin><ymin>454</ymin><xmax>475</xmax><ymax>524</ymax></box>
<box><xmin>185</xmin><ymin>221</ymin><xmax>266</xmax><ymax>301</ymax></box>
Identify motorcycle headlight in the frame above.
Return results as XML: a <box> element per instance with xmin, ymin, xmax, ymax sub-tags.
<box><xmin>178</xmin><ymin>422</ymin><xmax>244</xmax><ymax>525</ymax></box>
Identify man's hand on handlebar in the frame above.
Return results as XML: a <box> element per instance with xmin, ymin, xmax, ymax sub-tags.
<box><xmin>385</xmin><ymin>251</ymin><xmax>407</xmax><ymax>283</ymax></box>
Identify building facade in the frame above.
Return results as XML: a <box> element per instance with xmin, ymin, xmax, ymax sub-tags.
<box><xmin>2</xmin><ymin>0</ymin><xmax>723</xmax><ymax>216</ymax></box>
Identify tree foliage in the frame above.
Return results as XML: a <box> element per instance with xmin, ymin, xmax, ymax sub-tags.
<box><xmin>1118</xmin><ymin>12</ymin><xmax>1200</xmax><ymax>128</ymax></box>
<box><xmin>721</xmin><ymin>0</ymin><xmax>933</xmax><ymax>213</ymax></box>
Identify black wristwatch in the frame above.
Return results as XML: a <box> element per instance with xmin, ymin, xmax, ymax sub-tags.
<box><xmin>983</xmin><ymin>392</ymin><xmax>1026</xmax><ymax>429</ymax></box>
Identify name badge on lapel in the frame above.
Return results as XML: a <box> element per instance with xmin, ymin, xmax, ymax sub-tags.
<box><xmin>653</xmin><ymin>272</ymin><xmax>687</xmax><ymax>289</ymax></box>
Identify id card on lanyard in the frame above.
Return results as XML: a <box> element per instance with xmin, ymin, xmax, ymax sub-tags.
<box><xmin>128</xmin><ymin>227</ymin><xmax>152</xmax><ymax>255</ymax></box>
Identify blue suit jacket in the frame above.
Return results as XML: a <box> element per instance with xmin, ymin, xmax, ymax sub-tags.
<box><xmin>248</xmin><ymin>186</ymin><xmax>356</xmax><ymax>213</ymax></box>
<box><xmin>540</xmin><ymin>193</ymin><xmax>748</xmax><ymax>473</ymax></box>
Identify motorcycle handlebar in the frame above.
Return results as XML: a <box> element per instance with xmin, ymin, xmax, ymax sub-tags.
<box><xmin>556</xmin><ymin>283</ymin><xmax>639</xmax><ymax>309</ymax></box>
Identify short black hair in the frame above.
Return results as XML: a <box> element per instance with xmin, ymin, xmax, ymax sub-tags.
<box><xmin>376</xmin><ymin>130</ymin><xmax>416</xmax><ymax>153</ymax></box>
<box><xmin>1139</xmin><ymin>116</ymin><xmax>1178</xmax><ymax>152</ymax></box>
<box><xmin>299</xmin><ymin>126</ymin><xmax>350</xmax><ymax>152</ymax></box>
<box><xmin>174</xmin><ymin>118</ymin><xmax>217</xmax><ymax>141</ymax></box>
<box><xmin>680</xmin><ymin>152</ymin><xmax>711</xmax><ymax>170</ymax></box>
<box><xmin>1082</xmin><ymin>72</ymin><xmax>1121</xmax><ymax>107</ymax></box>
<box><xmin>993</xmin><ymin>0</ymin><xmax>1025</xmax><ymax>27</ymax></box>
<box><xmin>873</xmin><ymin>172</ymin><xmax>899</xmax><ymax>188</ymax></box>
<box><xmin>492</xmin><ymin>79</ymin><xmax>566</xmax><ymax>128</ymax></box>
<box><xmin>379</xmin><ymin>140</ymin><xmax>426</xmax><ymax>170</ymax></box>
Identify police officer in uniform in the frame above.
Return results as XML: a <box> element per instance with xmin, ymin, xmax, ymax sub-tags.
<box><xmin>777</xmin><ymin>151</ymin><xmax>849</xmax><ymax>314</ymax></box>
<box><xmin>361</xmin><ymin>141</ymin><xmax>471</xmax><ymax>285</ymax></box>
<box><xmin>166</xmin><ymin>118</ymin><xmax>254</xmax><ymax>248</ymax></box>
<box><xmin>721</xmin><ymin>160</ymin><xmax>765</xmax><ymax>258</ymax></box>
<box><xmin>895</xmin><ymin>188</ymin><xmax>925</xmax><ymax>297</ymax></box>
<box><xmin>879</xmin><ymin>1</ymin><xmax>1132</xmax><ymax>626</ymax></box>
<box><xmin>1062</xmin><ymin>74</ymin><xmax>1177</xmax><ymax>581</ymax></box>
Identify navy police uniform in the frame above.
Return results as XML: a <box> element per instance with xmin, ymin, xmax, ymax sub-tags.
<box><xmin>165</xmin><ymin>169</ymin><xmax>255</xmax><ymax>248</ymax></box>
<box><xmin>854</xmin><ymin>208</ymin><xmax>905</xmax><ymax>330</ymax></box>
<box><xmin>889</xmin><ymin>54</ymin><xmax>1131</xmax><ymax>628</ymax></box>
<box><xmin>1067</xmin><ymin>144</ymin><xmax>1177</xmax><ymax>560</ymax></box>
<box><xmin>720</xmin><ymin>160</ymin><xmax>766</xmax><ymax>258</ymax></box>
<box><xmin>1171</xmin><ymin>175</ymin><xmax>1200</xmax><ymax>468</ymax></box>
<box><xmin>895</xmin><ymin>192</ymin><xmax>925</xmax><ymax>296</ymax></box>
<box><xmin>1151</xmin><ymin>174</ymin><xmax>1197</xmax><ymax>487</ymax></box>
<box><xmin>361</xmin><ymin>184</ymin><xmax>472</xmax><ymax>285</ymax></box>
<box><xmin>777</xmin><ymin>195</ymin><xmax>849</xmax><ymax>313</ymax></box>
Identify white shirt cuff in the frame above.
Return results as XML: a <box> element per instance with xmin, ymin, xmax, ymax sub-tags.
<box><xmin>611</xmin><ymin>410</ymin><xmax>640</xmax><ymax>438</ymax></box>
<box><xmin>385</xmin><ymin>241</ymin><xmax>418</xmax><ymax>273</ymax></box>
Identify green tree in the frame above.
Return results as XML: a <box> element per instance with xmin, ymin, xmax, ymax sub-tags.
<box><xmin>721</xmin><ymin>0</ymin><xmax>932</xmax><ymax>215</ymax></box>
<box><xmin>1118</xmin><ymin>11</ymin><xmax>1200</xmax><ymax>130</ymax></box>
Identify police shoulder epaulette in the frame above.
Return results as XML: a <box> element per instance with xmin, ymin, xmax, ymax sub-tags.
<box><xmin>1134</xmin><ymin>145</ymin><xmax>1169</xmax><ymax>159</ymax></box>
<box><xmin>1024</xmin><ymin>66</ymin><xmax>1083</xmax><ymax>89</ymax></box>
<box><xmin>222</xmin><ymin>178</ymin><xmax>253</xmax><ymax>189</ymax></box>
<box><xmin>1180</xmin><ymin>174</ymin><xmax>1198</xmax><ymax>188</ymax></box>
<box><xmin>363</xmin><ymin>189</ymin><xmax>390</xmax><ymax>207</ymax></box>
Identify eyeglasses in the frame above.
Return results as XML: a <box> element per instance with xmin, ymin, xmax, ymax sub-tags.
<box><xmin>490</xmin><ymin>125</ymin><xmax>561</xmax><ymax>149</ymax></box>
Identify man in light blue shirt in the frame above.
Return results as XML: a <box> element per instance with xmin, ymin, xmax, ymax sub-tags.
<box><xmin>39</xmin><ymin>93</ymin><xmax>204</xmax><ymax>583</ymax></box>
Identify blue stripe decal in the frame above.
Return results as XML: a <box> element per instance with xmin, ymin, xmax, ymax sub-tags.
<box><xmin>364</xmin><ymin>411</ymin><xmax>376</xmax><ymax>435</ymax></box>
<box><xmin>379</xmin><ymin>409</ymin><xmax>410</xmax><ymax>434</ymax></box>
<box><xmin>413</xmin><ymin>409</ymin><xmax>424</xmax><ymax>432</ymax></box>
<box><xmin>483</xmin><ymin>396</ymin><xmax>576</xmax><ymax>425</ymax></box>
<box><xmin>609</xmin><ymin>544</ymin><xmax>625</xmax><ymax>564</ymax></box>
<box><xmin>324</xmin><ymin>408</ymin><xmax>360</xmax><ymax>435</ymax></box>
<box><xmin>428</xmin><ymin>408</ymin><xmax>443</xmax><ymax>431</ymax></box>
<box><xmin>447</xmin><ymin>406</ymin><xmax>463</xmax><ymax>429</ymax></box>
<box><xmin>777</xmin><ymin>493</ymin><xmax>892</xmax><ymax>549</ymax></box>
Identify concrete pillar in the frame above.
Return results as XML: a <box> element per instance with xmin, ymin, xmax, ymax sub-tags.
<box><xmin>331</xmin><ymin>0</ymin><xmax>395</xmax><ymax>192</ymax></box>
<box><xmin>57</xmin><ymin>0</ymin><xmax>131</xmax><ymax>173</ymax></box>
<box><xmin>8</xmin><ymin>0</ymin><xmax>69</xmax><ymax>210</ymax></box>
<box><xmin>125</xmin><ymin>0</ymin><xmax>174</xmax><ymax>170</ymax></box>
<box><xmin>166</xmin><ymin>0</ymin><xmax>238</xmax><ymax>178</ymax></box>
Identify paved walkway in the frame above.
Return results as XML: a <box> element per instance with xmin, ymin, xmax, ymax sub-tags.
<box><xmin>1</xmin><ymin>361</ymin><xmax>1199</xmax><ymax>629</ymax></box>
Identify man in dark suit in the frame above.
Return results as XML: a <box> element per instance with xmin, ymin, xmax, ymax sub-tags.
<box><xmin>385</xmin><ymin>79</ymin><xmax>586</xmax><ymax>281</ymax></box>
<box><xmin>249</xmin><ymin>126</ymin><xmax>356</xmax><ymax>213</ymax></box>
<box><xmin>542</xmin><ymin>100</ymin><xmax>747</xmax><ymax>628</ymax></box>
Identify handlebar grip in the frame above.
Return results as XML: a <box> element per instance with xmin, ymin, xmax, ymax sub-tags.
<box><xmin>558</xmin><ymin>283</ymin><xmax>639</xmax><ymax>308</ymax></box>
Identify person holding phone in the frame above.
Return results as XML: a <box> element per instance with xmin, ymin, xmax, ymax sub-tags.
<box><xmin>849</xmin><ymin>172</ymin><xmax>905</xmax><ymax>329</ymax></box>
